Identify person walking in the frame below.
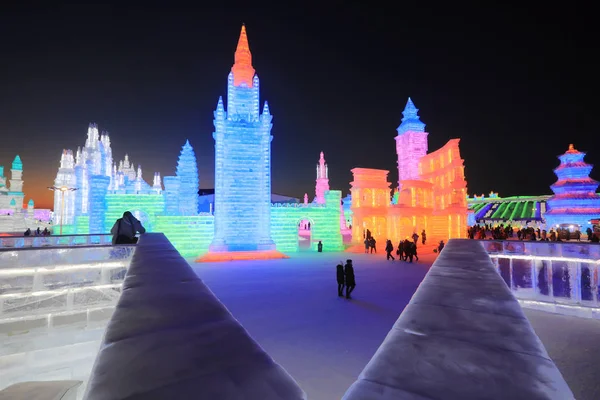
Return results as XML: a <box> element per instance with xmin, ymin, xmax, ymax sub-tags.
<box><xmin>421</xmin><ymin>229</ymin><xmax>427</xmax><ymax>245</ymax></box>
<box><xmin>336</xmin><ymin>263</ymin><xmax>345</xmax><ymax>297</ymax></box>
<box><xmin>344</xmin><ymin>259</ymin><xmax>356</xmax><ymax>299</ymax></box>
<box><xmin>385</xmin><ymin>239</ymin><xmax>395</xmax><ymax>261</ymax></box>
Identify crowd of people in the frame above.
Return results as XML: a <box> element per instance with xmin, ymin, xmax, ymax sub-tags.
<box><xmin>467</xmin><ymin>223</ymin><xmax>600</xmax><ymax>243</ymax></box>
<box><xmin>23</xmin><ymin>227</ymin><xmax>50</xmax><ymax>236</ymax></box>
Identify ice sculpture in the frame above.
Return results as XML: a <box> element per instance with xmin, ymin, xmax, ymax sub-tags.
<box><xmin>350</xmin><ymin>99</ymin><xmax>468</xmax><ymax>245</ymax></box>
<box><xmin>544</xmin><ymin>144</ymin><xmax>600</xmax><ymax>229</ymax></box>
<box><xmin>209</xmin><ymin>25</ymin><xmax>276</xmax><ymax>252</ymax></box>
<box><xmin>0</xmin><ymin>155</ymin><xmax>50</xmax><ymax>232</ymax></box>
<box><xmin>395</xmin><ymin>98</ymin><xmax>428</xmax><ymax>189</ymax></box>
<box><xmin>0</xmin><ymin>156</ymin><xmax>24</xmax><ymax>210</ymax></box>
<box><xmin>176</xmin><ymin>140</ymin><xmax>199</xmax><ymax>216</ymax></box>
<box><xmin>467</xmin><ymin>194</ymin><xmax>549</xmax><ymax>224</ymax></box>
<box><xmin>51</xmin><ymin>27</ymin><xmax>345</xmax><ymax>258</ymax></box>
<box><xmin>315</xmin><ymin>151</ymin><xmax>329</xmax><ymax>204</ymax></box>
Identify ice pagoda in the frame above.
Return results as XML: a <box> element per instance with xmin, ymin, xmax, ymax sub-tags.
<box><xmin>544</xmin><ymin>144</ymin><xmax>600</xmax><ymax>229</ymax></box>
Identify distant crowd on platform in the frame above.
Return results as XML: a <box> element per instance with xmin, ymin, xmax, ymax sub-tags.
<box><xmin>467</xmin><ymin>223</ymin><xmax>600</xmax><ymax>243</ymax></box>
<box><xmin>23</xmin><ymin>227</ymin><xmax>50</xmax><ymax>236</ymax></box>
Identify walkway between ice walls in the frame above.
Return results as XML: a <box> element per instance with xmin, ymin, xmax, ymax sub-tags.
<box><xmin>60</xmin><ymin>190</ymin><xmax>344</xmax><ymax>258</ymax></box>
<box><xmin>0</xmin><ymin>235</ymin><xmax>573</xmax><ymax>399</ymax></box>
<box><xmin>83</xmin><ymin>236</ymin><xmax>570</xmax><ymax>399</ymax></box>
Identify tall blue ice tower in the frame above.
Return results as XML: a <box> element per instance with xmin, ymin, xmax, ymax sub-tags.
<box><xmin>209</xmin><ymin>25</ymin><xmax>275</xmax><ymax>252</ymax></box>
<box><xmin>176</xmin><ymin>140</ymin><xmax>199</xmax><ymax>216</ymax></box>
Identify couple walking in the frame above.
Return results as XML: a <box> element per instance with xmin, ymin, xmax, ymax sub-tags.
<box><xmin>336</xmin><ymin>260</ymin><xmax>356</xmax><ymax>299</ymax></box>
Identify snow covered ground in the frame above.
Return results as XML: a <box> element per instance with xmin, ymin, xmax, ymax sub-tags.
<box><xmin>191</xmin><ymin>251</ymin><xmax>436</xmax><ymax>400</ymax></box>
<box><xmin>524</xmin><ymin>308</ymin><xmax>600</xmax><ymax>400</ymax></box>
<box><xmin>192</xmin><ymin>249</ymin><xmax>600</xmax><ymax>400</ymax></box>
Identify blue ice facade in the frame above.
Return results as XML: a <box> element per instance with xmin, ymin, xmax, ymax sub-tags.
<box><xmin>209</xmin><ymin>72</ymin><xmax>275</xmax><ymax>252</ymax></box>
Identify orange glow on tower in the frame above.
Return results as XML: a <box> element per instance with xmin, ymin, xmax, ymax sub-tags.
<box><xmin>231</xmin><ymin>25</ymin><xmax>255</xmax><ymax>87</ymax></box>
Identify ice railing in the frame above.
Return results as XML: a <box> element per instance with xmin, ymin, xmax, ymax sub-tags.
<box><xmin>0</xmin><ymin>244</ymin><xmax>135</xmax><ymax>322</ymax></box>
<box><xmin>271</xmin><ymin>203</ymin><xmax>326</xmax><ymax>208</ymax></box>
<box><xmin>0</xmin><ymin>243</ymin><xmax>135</xmax><ymax>394</ymax></box>
<box><xmin>0</xmin><ymin>233</ymin><xmax>113</xmax><ymax>249</ymax></box>
<box><xmin>481</xmin><ymin>240</ymin><xmax>600</xmax><ymax>317</ymax></box>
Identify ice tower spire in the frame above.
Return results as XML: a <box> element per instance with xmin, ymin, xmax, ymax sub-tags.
<box><xmin>395</xmin><ymin>97</ymin><xmax>429</xmax><ymax>187</ymax></box>
<box><xmin>315</xmin><ymin>151</ymin><xmax>330</xmax><ymax>204</ymax></box>
<box><xmin>231</xmin><ymin>24</ymin><xmax>255</xmax><ymax>87</ymax></box>
<box><xmin>397</xmin><ymin>97</ymin><xmax>426</xmax><ymax>135</ymax></box>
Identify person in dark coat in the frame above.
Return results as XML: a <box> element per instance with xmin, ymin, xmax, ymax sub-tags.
<box><xmin>398</xmin><ymin>240</ymin><xmax>405</xmax><ymax>261</ymax></box>
<box><xmin>317</xmin><ymin>241</ymin><xmax>323</xmax><ymax>252</ymax></box>
<box><xmin>385</xmin><ymin>239</ymin><xmax>395</xmax><ymax>260</ymax></box>
<box><xmin>111</xmin><ymin>211</ymin><xmax>146</xmax><ymax>244</ymax></box>
<box><xmin>336</xmin><ymin>263</ymin><xmax>345</xmax><ymax>297</ymax></box>
<box><xmin>405</xmin><ymin>239</ymin><xmax>415</xmax><ymax>263</ymax></box>
<box><xmin>344</xmin><ymin>259</ymin><xmax>356</xmax><ymax>299</ymax></box>
<box><xmin>438</xmin><ymin>240</ymin><xmax>445</xmax><ymax>253</ymax></box>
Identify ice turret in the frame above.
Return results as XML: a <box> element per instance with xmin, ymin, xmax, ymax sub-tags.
<box><xmin>12</xmin><ymin>155</ymin><xmax>23</xmax><ymax>171</ymax></box>
<box><xmin>85</xmin><ymin>123</ymin><xmax>100</xmax><ymax>149</ymax></box>
<box><xmin>75</xmin><ymin>147</ymin><xmax>83</xmax><ymax>166</ymax></box>
<box><xmin>215</xmin><ymin>96</ymin><xmax>225</xmax><ymax>120</ymax></box>
<box><xmin>9</xmin><ymin>155</ymin><xmax>23</xmax><ymax>194</ymax></box>
<box><xmin>60</xmin><ymin>149</ymin><xmax>75</xmax><ymax>169</ymax></box>
<box><xmin>153</xmin><ymin>172</ymin><xmax>162</xmax><ymax>193</ymax></box>
<box><xmin>261</xmin><ymin>101</ymin><xmax>272</xmax><ymax>126</ymax></box>
<box><xmin>176</xmin><ymin>140</ymin><xmax>199</xmax><ymax>216</ymax></box>
<box><xmin>315</xmin><ymin>151</ymin><xmax>330</xmax><ymax>205</ymax></box>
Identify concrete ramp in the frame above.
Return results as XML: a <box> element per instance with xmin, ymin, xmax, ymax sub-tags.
<box><xmin>343</xmin><ymin>239</ymin><xmax>574</xmax><ymax>400</ymax></box>
<box><xmin>84</xmin><ymin>233</ymin><xmax>305</xmax><ymax>400</ymax></box>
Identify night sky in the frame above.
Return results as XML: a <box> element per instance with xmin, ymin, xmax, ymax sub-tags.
<box><xmin>0</xmin><ymin>3</ymin><xmax>591</xmax><ymax>209</ymax></box>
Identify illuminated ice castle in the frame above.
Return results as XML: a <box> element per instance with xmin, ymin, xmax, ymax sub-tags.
<box><xmin>54</xmin><ymin>26</ymin><xmax>344</xmax><ymax>258</ymax></box>
<box><xmin>53</xmin><ymin>124</ymin><xmax>165</xmax><ymax>228</ymax></box>
<box><xmin>349</xmin><ymin>98</ymin><xmax>468</xmax><ymax>244</ymax></box>
<box><xmin>0</xmin><ymin>155</ymin><xmax>51</xmax><ymax>232</ymax></box>
<box><xmin>53</xmin><ymin>123</ymin><xmax>204</xmax><ymax>255</ymax></box>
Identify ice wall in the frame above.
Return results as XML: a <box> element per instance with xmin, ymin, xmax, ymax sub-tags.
<box><xmin>0</xmin><ymin>243</ymin><xmax>134</xmax><ymax>395</ymax></box>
